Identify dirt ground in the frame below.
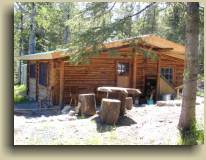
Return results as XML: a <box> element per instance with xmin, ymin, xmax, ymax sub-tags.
<box><xmin>14</xmin><ymin>97</ymin><xmax>204</xmax><ymax>145</ymax></box>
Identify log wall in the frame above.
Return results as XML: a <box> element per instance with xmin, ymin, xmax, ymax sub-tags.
<box><xmin>159</xmin><ymin>54</ymin><xmax>184</xmax><ymax>87</ymax></box>
<box><xmin>27</xmin><ymin>51</ymin><xmax>184</xmax><ymax>105</ymax></box>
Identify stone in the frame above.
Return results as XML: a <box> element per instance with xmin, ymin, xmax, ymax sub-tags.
<box><xmin>68</xmin><ymin>110</ymin><xmax>76</xmax><ymax>116</ymax></box>
<box><xmin>61</xmin><ymin>105</ymin><xmax>72</xmax><ymax>114</ymax></box>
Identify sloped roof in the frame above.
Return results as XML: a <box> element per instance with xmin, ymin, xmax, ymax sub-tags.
<box><xmin>19</xmin><ymin>35</ymin><xmax>185</xmax><ymax>61</ymax></box>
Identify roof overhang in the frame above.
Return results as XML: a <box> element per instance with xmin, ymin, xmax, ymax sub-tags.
<box><xmin>19</xmin><ymin>35</ymin><xmax>185</xmax><ymax>61</ymax></box>
<box><xmin>19</xmin><ymin>50</ymin><xmax>69</xmax><ymax>61</ymax></box>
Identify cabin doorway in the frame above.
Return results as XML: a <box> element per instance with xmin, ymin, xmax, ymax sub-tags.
<box><xmin>144</xmin><ymin>76</ymin><xmax>157</xmax><ymax>101</ymax></box>
<box><xmin>116</xmin><ymin>60</ymin><xmax>131</xmax><ymax>88</ymax></box>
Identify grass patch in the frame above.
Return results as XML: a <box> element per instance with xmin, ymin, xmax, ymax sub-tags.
<box><xmin>198</xmin><ymin>74</ymin><xmax>204</xmax><ymax>81</ymax></box>
<box><xmin>178</xmin><ymin>123</ymin><xmax>204</xmax><ymax>145</ymax></box>
<box><xmin>14</xmin><ymin>85</ymin><xmax>28</xmax><ymax>104</ymax></box>
<box><xmin>196</xmin><ymin>91</ymin><xmax>204</xmax><ymax>97</ymax></box>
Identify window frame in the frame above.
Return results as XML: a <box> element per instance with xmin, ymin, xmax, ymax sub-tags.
<box><xmin>117</xmin><ymin>62</ymin><xmax>130</xmax><ymax>76</ymax></box>
<box><xmin>160</xmin><ymin>67</ymin><xmax>173</xmax><ymax>83</ymax></box>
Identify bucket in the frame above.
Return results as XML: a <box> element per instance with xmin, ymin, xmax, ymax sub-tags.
<box><xmin>161</xmin><ymin>94</ymin><xmax>172</xmax><ymax>101</ymax></box>
<box><xmin>147</xmin><ymin>99</ymin><xmax>154</xmax><ymax>105</ymax></box>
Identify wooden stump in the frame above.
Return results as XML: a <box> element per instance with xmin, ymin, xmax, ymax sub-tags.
<box><xmin>100</xmin><ymin>98</ymin><xmax>121</xmax><ymax>125</ymax></box>
<box><xmin>125</xmin><ymin>97</ymin><xmax>133</xmax><ymax>110</ymax></box>
<box><xmin>77</xmin><ymin>93</ymin><xmax>96</xmax><ymax>116</ymax></box>
<box><xmin>109</xmin><ymin>91</ymin><xmax>127</xmax><ymax>116</ymax></box>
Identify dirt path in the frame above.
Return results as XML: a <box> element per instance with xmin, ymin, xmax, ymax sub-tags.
<box><xmin>14</xmin><ymin>97</ymin><xmax>204</xmax><ymax>145</ymax></box>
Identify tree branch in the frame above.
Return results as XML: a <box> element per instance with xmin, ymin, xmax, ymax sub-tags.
<box><xmin>119</xmin><ymin>2</ymin><xmax>156</xmax><ymax>22</ymax></box>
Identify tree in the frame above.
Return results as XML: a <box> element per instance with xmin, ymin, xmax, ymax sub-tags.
<box><xmin>28</xmin><ymin>2</ymin><xmax>36</xmax><ymax>54</ymax></box>
<box><xmin>178</xmin><ymin>2</ymin><xmax>199</xmax><ymax>131</ymax></box>
<box><xmin>66</xmin><ymin>2</ymin><xmax>156</xmax><ymax>63</ymax></box>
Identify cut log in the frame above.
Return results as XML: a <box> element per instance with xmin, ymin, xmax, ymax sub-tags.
<box><xmin>125</xmin><ymin>97</ymin><xmax>133</xmax><ymax>110</ymax></box>
<box><xmin>100</xmin><ymin>98</ymin><xmax>121</xmax><ymax>125</ymax></box>
<box><xmin>77</xmin><ymin>93</ymin><xmax>96</xmax><ymax>116</ymax></box>
<box><xmin>108</xmin><ymin>91</ymin><xmax>127</xmax><ymax>115</ymax></box>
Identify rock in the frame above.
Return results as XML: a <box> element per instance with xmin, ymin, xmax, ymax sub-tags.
<box><xmin>68</xmin><ymin>110</ymin><xmax>76</xmax><ymax>116</ymax></box>
<box><xmin>68</xmin><ymin>116</ymin><xmax>77</xmax><ymax>121</ymax></box>
<box><xmin>156</xmin><ymin>101</ymin><xmax>166</xmax><ymax>106</ymax></box>
<box><xmin>140</xmin><ymin>104</ymin><xmax>147</xmax><ymax>107</ymax></box>
<box><xmin>156</xmin><ymin>101</ymin><xmax>175</xmax><ymax>107</ymax></box>
<box><xmin>61</xmin><ymin>105</ymin><xmax>72</xmax><ymax>114</ymax></box>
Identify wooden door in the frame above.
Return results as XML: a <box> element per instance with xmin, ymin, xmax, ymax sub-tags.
<box><xmin>116</xmin><ymin>60</ymin><xmax>131</xmax><ymax>88</ymax></box>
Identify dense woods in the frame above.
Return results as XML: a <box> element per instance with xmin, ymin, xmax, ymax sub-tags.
<box><xmin>14</xmin><ymin>2</ymin><xmax>204</xmax><ymax>84</ymax></box>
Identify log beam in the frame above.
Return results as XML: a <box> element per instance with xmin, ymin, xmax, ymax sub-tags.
<box><xmin>132</xmin><ymin>50</ymin><xmax>137</xmax><ymax>88</ymax></box>
<box><xmin>59</xmin><ymin>61</ymin><xmax>64</xmax><ymax>107</ymax></box>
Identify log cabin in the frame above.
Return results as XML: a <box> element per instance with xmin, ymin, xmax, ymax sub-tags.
<box><xmin>20</xmin><ymin>35</ymin><xmax>185</xmax><ymax>106</ymax></box>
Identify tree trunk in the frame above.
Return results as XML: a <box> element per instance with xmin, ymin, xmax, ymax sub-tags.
<box><xmin>178</xmin><ymin>2</ymin><xmax>199</xmax><ymax>131</ymax></box>
<box><xmin>77</xmin><ymin>93</ymin><xmax>96</xmax><ymax>116</ymax></box>
<box><xmin>28</xmin><ymin>2</ymin><xmax>36</xmax><ymax>54</ymax></box>
<box><xmin>19</xmin><ymin>6</ymin><xmax>24</xmax><ymax>84</ymax></box>
<box><xmin>100</xmin><ymin>98</ymin><xmax>121</xmax><ymax>125</ymax></box>
<box><xmin>63</xmin><ymin>26</ymin><xmax>69</xmax><ymax>44</ymax></box>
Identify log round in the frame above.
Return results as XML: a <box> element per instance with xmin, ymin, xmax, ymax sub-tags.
<box><xmin>100</xmin><ymin>98</ymin><xmax>121</xmax><ymax>125</ymax></box>
<box><xmin>77</xmin><ymin>93</ymin><xmax>96</xmax><ymax>116</ymax></box>
<box><xmin>108</xmin><ymin>91</ymin><xmax>127</xmax><ymax>116</ymax></box>
<box><xmin>125</xmin><ymin>97</ymin><xmax>133</xmax><ymax>110</ymax></box>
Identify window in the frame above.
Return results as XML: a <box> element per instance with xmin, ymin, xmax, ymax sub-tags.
<box><xmin>117</xmin><ymin>63</ymin><xmax>129</xmax><ymax>76</ymax></box>
<box><xmin>30</xmin><ymin>64</ymin><xmax>36</xmax><ymax>78</ymax></box>
<box><xmin>161</xmin><ymin>67</ymin><xmax>173</xmax><ymax>83</ymax></box>
<box><xmin>39</xmin><ymin>63</ymin><xmax>48</xmax><ymax>86</ymax></box>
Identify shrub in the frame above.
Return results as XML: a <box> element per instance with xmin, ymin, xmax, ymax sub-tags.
<box><xmin>178</xmin><ymin>123</ymin><xmax>204</xmax><ymax>145</ymax></box>
<box><xmin>14</xmin><ymin>85</ymin><xmax>28</xmax><ymax>104</ymax></box>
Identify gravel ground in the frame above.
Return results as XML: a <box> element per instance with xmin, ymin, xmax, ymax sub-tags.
<box><xmin>14</xmin><ymin>97</ymin><xmax>204</xmax><ymax>145</ymax></box>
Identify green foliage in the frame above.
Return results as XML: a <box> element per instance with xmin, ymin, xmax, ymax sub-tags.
<box><xmin>14</xmin><ymin>85</ymin><xmax>28</xmax><ymax>104</ymax></box>
<box><xmin>14</xmin><ymin>2</ymin><xmax>204</xmax><ymax>66</ymax></box>
<box><xmin>178</xmin><ymin>122</ymin><xmax>204</xmax><ymax>145</ymax></box>
<box><xmin>196</xmin><ymin>91</ymin><xmax>204</xmax><ymax>97</ymax></box>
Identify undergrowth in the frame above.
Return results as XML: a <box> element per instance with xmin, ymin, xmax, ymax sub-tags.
<box><xmin>14</xmin><ymin>85</ymin><xmax>28</xmax><ymax>104</ymax></box>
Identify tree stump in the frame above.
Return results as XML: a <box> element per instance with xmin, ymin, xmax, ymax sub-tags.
<box><xmin>100</xmin><ymin>98</ymin><xmax>121</xmax><ymax>125</ymax></box>
<box><xmin>108</xmin><ymin>91</ymin><xmax>127</xmax><ymax>116</ymax></box>
<box><xmin>77</xmin><ymin>93</ymin><xmax>96</xmax><ymax>116</ymax></box>
<box><xmin>125</xmin><ymin>97</ymin><xmax>133</xmax><ymax>110</ymax></box>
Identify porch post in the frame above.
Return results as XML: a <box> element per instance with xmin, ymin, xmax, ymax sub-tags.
<box><xmin>26</xmin><ymin>61</ymin><xmax>29</xmax><ymax>95</ymax></box>
<box><xmin>59</xmin><ymin>61</ymin><xmax>64</xmax><ymax>108</ymax></box>
<box><xmin>132</xmin><ymin>49</ymin><xmax>137</xmax><ymax>88</ymax></box>
<box><xmin>156</xmin><ymin>56</ymin><xmax>160</xmax><ymax>100</ymax></box>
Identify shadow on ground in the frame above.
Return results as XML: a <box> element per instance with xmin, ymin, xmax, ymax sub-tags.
<box><xmin>91</xmin><ymin>114</ymin><xmax>137</xmax><ymax>133</ymax></box>
<box><xmin>14</xmin><ymin>101</ymin><xmax>61</xmax><ymax>118</ymax></box>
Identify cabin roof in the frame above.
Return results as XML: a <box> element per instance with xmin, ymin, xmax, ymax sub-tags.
<box><xmin>20</xmin><ymin>35</ymin><xmax>185</xmax><ymax>61</ymax></box>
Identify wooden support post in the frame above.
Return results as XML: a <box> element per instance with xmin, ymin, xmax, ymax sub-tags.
<box><xmin>36</xmin><ymin>61</ymin><xmax>39</xmax><ymax>101</ymax></box>
<box><xmin>142</xmin><ymin>58</ymin><xmax>146</xmax><ymax>92</ymax></box>
<box><xmin>156</xmin><ymin>56</ymin><xmax>160</xmax><ymax>100</ymax></box>
<box><xmin>132</xmin><ymin>50</ymin><xmax>137</xmax><ymax>88</ymax></box>
<box><xmin>59</xmin><ymin>61</ymin><xmax>64</xmax><ymax>108</ymax></box>
<box><xmin>26</xmin><ymin>61</ymin><xmax>29</xmax><ymax>95</ymax></box>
